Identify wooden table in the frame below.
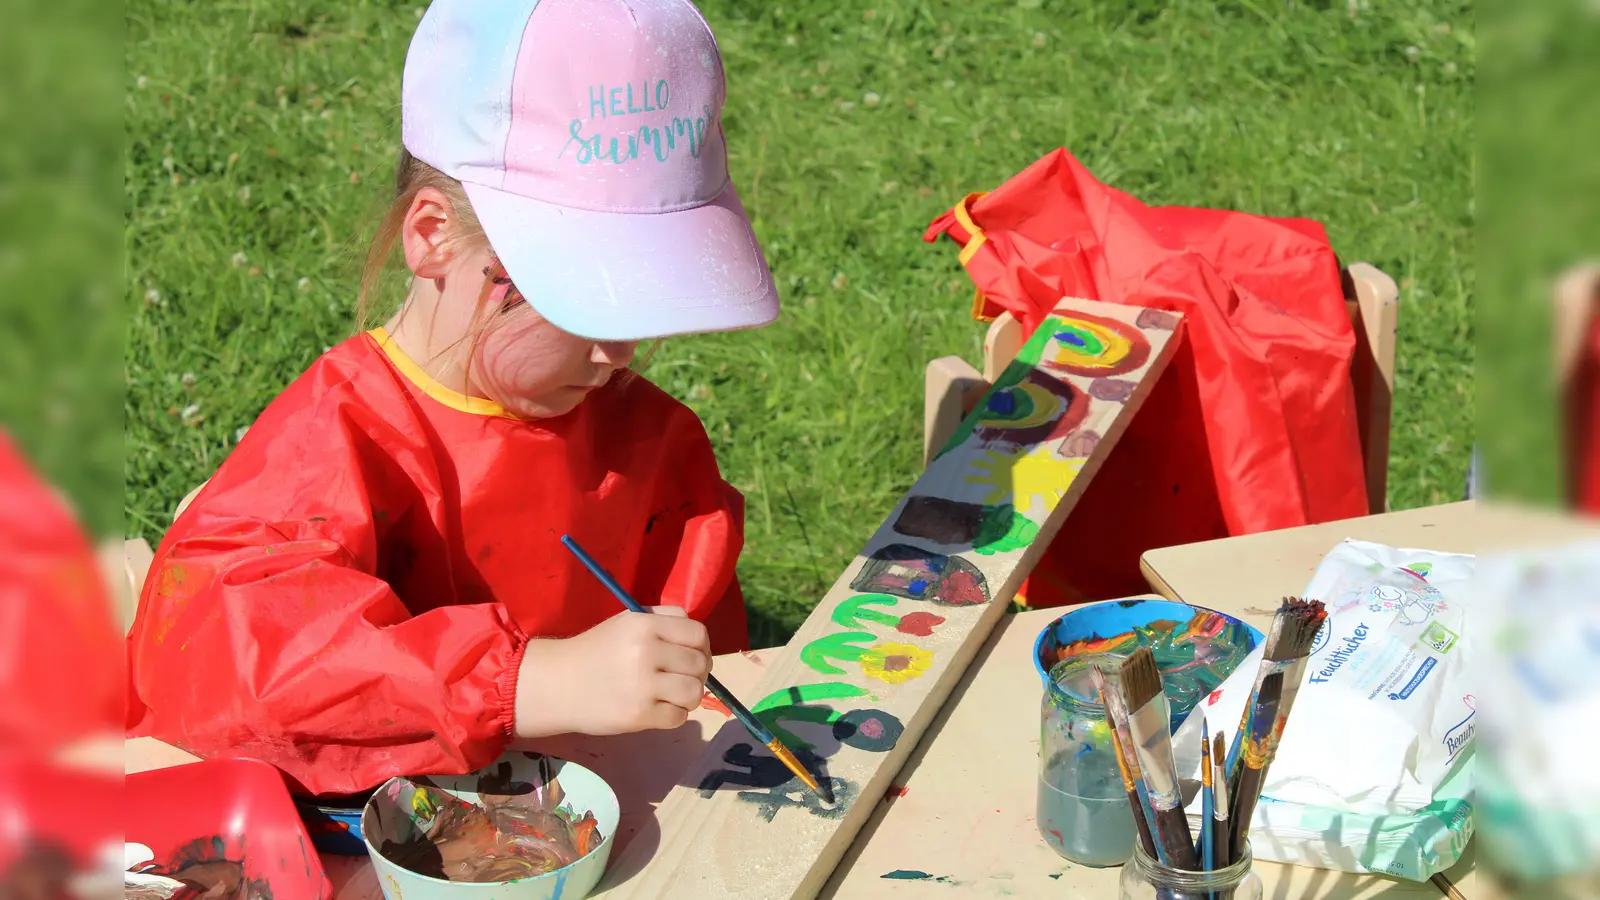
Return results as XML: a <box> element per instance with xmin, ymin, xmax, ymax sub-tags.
<box><xmin>136</xmin><ymin>501</ymin><xmax>1600</xmax><ymax>898</ymax></box>
<box><xmin>1139</xmin><ymin>499</ymin><xmax>1600</xmax><ymax>900</ymax></box>
<box><xmin>127</xmin><ymin>600</ymin><xmax>1467</xmax><ymax>900</ymax></box>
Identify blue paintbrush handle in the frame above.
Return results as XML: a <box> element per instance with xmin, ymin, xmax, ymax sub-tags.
<box><xmin>560</xmin><ymin>535</ymin><xmax>777</xmax><ymax>745</ymax></box>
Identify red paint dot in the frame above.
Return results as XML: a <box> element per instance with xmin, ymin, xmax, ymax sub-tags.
<box><xmin>859</xmin><ymin>718</ymin><xmax>886</xmax><ymax>739</ymax></box>
<box><xmin>895</xmin><ymin>612</ymin><xmax>946</xmax><ymax>636</ymax></box>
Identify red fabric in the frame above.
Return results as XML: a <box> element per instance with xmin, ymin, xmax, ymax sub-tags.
<box><xmin>926</xmin><ymin>148</ymin><xmax>1368</xmax><ymax>604</ymax></box>
<box><xmin>126</xmin><ymin>332</ymin><xmax>749</xmax><ymax>796</ymax></box>
<box><xmin>0</xmin><ymin>432</ymin><xmax>124</xmax><ymax>756</ymax></box>
<box><xmin>1570</xmin><ymin>312</ymin><xmax>1600</xmax><ymax>513</ymax></box>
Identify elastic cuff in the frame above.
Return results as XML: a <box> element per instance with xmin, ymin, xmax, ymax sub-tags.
<box><xmin>497</xmin><ymin>632</ymin><xmax>530</xmax><ymax>740</ymax></box>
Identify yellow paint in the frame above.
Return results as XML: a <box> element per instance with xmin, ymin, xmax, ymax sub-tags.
<box><xmin>385</xmin><ymin>875</ymin><xmax>404</xmax><ymax>900</ymax></box>
<box><xmin>966</xmin><ymin>447</ymin><xmax>1084</xmax><ymax>516</ymax></box>
<box><xmin>1050</xmin><ymin>317</ymin><xmax>1136</xmax><ymax>371</ymax></box>
<box><xmin>859</xmin><ymin>642</ymin><xmax>935</xmax><ymax>685</ymax></box>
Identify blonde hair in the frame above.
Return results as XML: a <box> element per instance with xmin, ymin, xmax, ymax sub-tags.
<box><xmin>356</xmin><ymin>148</ymin><xmax>656</xmax><ymax>385</ymax></box>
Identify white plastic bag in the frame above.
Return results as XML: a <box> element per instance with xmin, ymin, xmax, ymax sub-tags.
<box><xmin>1186</xmin><ymin>539</ymin><xmax>1475</xmax><ymax>814</ymax></box>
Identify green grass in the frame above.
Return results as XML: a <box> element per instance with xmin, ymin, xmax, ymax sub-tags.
<box><xmin>126</xmin><ymin>0</ymin><xmax>1474</xmax><ymax>648</ymax></box>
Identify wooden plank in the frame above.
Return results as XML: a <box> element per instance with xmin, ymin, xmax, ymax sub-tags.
<box><xmin>594</xmin><ymin>298</ymin><xmax>1184</xmax><ymax>900</ymax></box>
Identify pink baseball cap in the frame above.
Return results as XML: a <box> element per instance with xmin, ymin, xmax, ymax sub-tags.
<box><xmin>401</xmin><ymin>0</ymin><xmax>780</xmax><ymax>341</ymax></box>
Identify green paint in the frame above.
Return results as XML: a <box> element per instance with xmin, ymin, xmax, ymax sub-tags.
<box><xmin>971</xmin><ymin>504</ymin><xmax>1039</xmax><ymax>555</ymax></box>
<box><xmin>751</xmin><ymin>682</ymin><xmax>870</xmax><ymax>714</ymax></box>
<box><xmin>750</xmin><ymin>681</ymin><xmax>870</xmax><ymax>750</ymax></box>
<box><xmin>934</xmin><ymin>315</ymin><xmax>1064</xmax><ymax>459</ymax></box>
<box><xmin>1057</xmin><ymin>324</ymin><xmax>1106</xmax><ymax>355</ymax></box>
<box><xmin>799</xmin><ymin>631</ymin><xmax>877</xmax><ymax>675</ymax></box>
<box><xmin>880</xmin><ymin>870</ymin><xmax>954</xmax><ymax>884</ymax></box>
<box><xmin>832</xmin><ymin>593</ymin><xmax>901</xmax><ymax>629</ymax></box>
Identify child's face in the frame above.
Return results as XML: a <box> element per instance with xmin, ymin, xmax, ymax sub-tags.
<box><xmin>464</xmin><ymin>244</ymin><xmax>639</xmax><ymax>420</ymax></box>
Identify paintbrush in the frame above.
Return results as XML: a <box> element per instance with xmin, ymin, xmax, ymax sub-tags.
<box><xmin>560</xmin><ymin>535</ymin><xmax>830</xmax><ymax>802</ymax></box>
<box><xmin>1089</xmin><ymin>663</ymin><xmax>1158</xmax><ymax>860</ymax></box>
<box><xmin>1121</xmin><ymin>647</ymin><xmax>1200</xmax><ymax>871</ymax></box>
<box><xmin>1225</xmin><ymin>598</ymin><xmax>1326</xmax><ymax>794</ymax></box>
<box><xmin>1211</xmin><ymin>730</ymin><xmax>1231</xmax><ymax>870</ymax></box>
<box><xmin>1228</xmin><ymin>671</ymin><xmax>1283</xmax><ymax>862</ymax></box>
<box><xmin>1263</xmin><ymin>598</ymin><xmax>1327</xmax><ymax>757</ymax></box>
<box><xmin>1198</xmin><ymin>718</ymin><xmax>1214</xmax><ymax>873</ymax></box>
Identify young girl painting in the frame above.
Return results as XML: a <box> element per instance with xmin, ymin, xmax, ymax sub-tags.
<box><xmin>126</xmin><ymin>0</ymin><xmax>780</xmax><ymax>797</ymax></box>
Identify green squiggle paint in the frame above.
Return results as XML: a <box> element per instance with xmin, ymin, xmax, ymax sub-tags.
<box><xmin>972</xmin><ymin>504</ymin><xmax>1040</xmax><ymax>556</ymax></box>
<box><xmin>750</xmin><ymin>682</ymin><xmax>870</xmax><ymax>750</ymax></box>
<box><xmin>799</xmin><ymin>631</ymin><xmax>877</xmax><ymax>675</ymax></box>
<box><xmin>832</xmin><ymin>594</ymin><xmax>901</xmax><ymax>629</ymax></box>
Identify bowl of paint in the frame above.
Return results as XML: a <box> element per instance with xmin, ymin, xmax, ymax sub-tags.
<box><xmin>1031</xmin><ymin>597</ymin><xmax>1265</xmax><ymax>729</ymax></box>
<box><xmin>362</xmin><ymin>752</ymin><xmax>618</xmax><ymax>900</ymax></box>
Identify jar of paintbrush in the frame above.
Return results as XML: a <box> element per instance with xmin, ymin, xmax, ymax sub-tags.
<box><xmin>1036</xmin><ymin>654</ymin><xmax>1138</xmax><ymax>866</ymax></box>
<box><xmin>1118</xmin><ymin>840</ymin><xmax>1262</xmax><ymax>900</ymax></box>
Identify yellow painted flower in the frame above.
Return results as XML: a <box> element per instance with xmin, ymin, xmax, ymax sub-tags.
<box><xmin>859</xmin><ymin>642</ymin><xmax>935</xmax><ymax>685</ymax></box>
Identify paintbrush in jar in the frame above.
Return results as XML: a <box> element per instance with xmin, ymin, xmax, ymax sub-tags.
<box><xmin>1228</xmin><ymin>671</ymin><xmax>1283</xmax><ymax>862</ymax></box>
<box><xmin>1263</xmin><ymin>598</ymin><xmax>1327</xmax><ymax>756</ymax></box>
<box><xmin>1198</xmin><ymin>718</ymin><xmax>1214</xmax><ymax>873</ymax></box>
<box><xmin>1120</xmin><ymin>647</ymin><xmax>1200</xmax><ymax>871</ymax></box>
<box><xmin>1089</xmin><ymin>663</ymin><xmax>1158</xmax><ymax>860</ymax></box>
<box><xmin>1211</xmin><ymin>730</ymin><xmax>1231</xmax><ymax>870</ymax></box>
<box><xmin>560</xmin><ymin>535</ymin><xmax>830</xmax><ymax>803</ymax></box>
<box><xmin>1224</xmin><ymin>598</ymin><xmax>1326</xmax><ymax>794</ymax></box>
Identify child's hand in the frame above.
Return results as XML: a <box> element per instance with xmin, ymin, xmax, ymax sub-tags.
<box><xmin>513</xmin><ymin>607</ymin><xmax>712</xmax><ymax>738</ymax></box>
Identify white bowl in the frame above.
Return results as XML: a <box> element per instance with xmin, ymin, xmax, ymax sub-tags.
<box><xmin>362</xmin><ymin>753</ymin><xmax>619</xmax><ymax>900</ymax></box>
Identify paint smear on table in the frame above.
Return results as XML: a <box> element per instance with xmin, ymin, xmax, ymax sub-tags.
<box><xmin>880</xmin><ymin>870</ymin><xmax>955</xmax><ymax>883</ymax></box>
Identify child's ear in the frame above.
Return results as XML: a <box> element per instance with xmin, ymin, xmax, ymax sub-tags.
<box><xmin>401</xmin><ymin>187</ymin><xmax>457</xmax><ymax>278</ymax></box>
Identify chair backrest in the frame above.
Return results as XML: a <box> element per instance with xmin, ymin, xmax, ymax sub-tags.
<box><xmin>970</xmin><ymin>263</ymin><xmax>1400</xmax><ymax>514</ymax></box>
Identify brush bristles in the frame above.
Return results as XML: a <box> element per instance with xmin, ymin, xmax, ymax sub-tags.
<box><xmin>1264</xmin><ymin>596</ymin><xmax>1329</xmax><ymax>662</ymax></box>
<box><xmin>1120</xmin><ymin>646</ymin><xmax>1163</xmax><ymax>712</ymax></box>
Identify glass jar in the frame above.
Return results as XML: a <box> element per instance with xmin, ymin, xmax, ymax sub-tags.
<box><xmin>1119</xmin><ymin>840</ymin><xmax>1263</xmax><ymax>900</ymax></box>
<box><xmin>1037</xmin><ymin>655</ymin><xmax>1134</xmax><ymax>866</ymax></box>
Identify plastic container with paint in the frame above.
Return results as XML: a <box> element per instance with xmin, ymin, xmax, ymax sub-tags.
<box><xmin>362</xmin><ymin>753</ymin><xmax>619</xmax><ymax>900</ymax></box>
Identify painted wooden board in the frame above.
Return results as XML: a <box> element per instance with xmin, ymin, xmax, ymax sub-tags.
<box><xmin>592</xmin><ymin>298</ymin><xmax>1184</xmax><ymax>900</ymax></box>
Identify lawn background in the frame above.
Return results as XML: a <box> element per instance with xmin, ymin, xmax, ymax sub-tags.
<box><xmin>126</xmin><ymin>0</ymin><xmax>1474</xmax><ymax>648</ymax></box>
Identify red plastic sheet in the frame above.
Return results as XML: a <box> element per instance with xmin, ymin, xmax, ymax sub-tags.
<box><xmin>926</xmin><ymin>149</ymin><xmax>1368</xmax><ymax>604</ymax></box>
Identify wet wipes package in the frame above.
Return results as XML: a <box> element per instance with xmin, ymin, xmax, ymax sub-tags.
<box><xmin>1189</xmin><ymin>539</ymin><xmax>1475</xmax><ymax>815</ymax></box>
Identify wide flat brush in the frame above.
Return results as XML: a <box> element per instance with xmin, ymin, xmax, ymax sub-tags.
<box><xmin>1228</xmin><ymin>671</ymin><xmax>1283</xmax><ymax>862</ymax></box>
<box><xmin>1265</xmin><ymin>597</ymin><xmax>1327</xmax><ymax>757</ymax></box>
<box><xmin>1090</xmin><ymin>663</ymin><xmax>1158</xmax><ymax>860</ymax></box>
<box><xmin>561</xmin><ymin>535</ymin><xmax>829</xmax><ymax>802</ymax></box>
<box><xmin>1121</xmin><ymin>647</ymin><xmax>1200</xmax><ymax>871</ymax></box>
<box><xmin>1225</xmin><ymin>598</ymin><xmax>1325</xmax><ymax>793</ymax></box>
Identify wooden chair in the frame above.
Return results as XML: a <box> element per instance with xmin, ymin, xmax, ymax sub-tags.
<box><xmin>1556</xmin><ymin>261</ymin><xmax>1600</xmax><ymax>506</ymax></box>
<box><xmin>924</xmin><ymin>262</ymin><xmax>1400</xmax><ymax>515</ymax></box>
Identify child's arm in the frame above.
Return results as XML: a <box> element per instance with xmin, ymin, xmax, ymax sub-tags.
<box><xmin>127</xmin><ymin>512</ymin><xmax>528</xmax><ymax>797</ymax></box>
<box><xmin>632</xmin><ymin>411</ymin><xmax>751</xmax><ymax>654</ymax></box>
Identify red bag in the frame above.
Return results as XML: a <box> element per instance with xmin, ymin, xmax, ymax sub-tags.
<box><xmin>925</xmin><ymin>149</ymin><xmax>1368</xmax><ymax>605</ymax></box>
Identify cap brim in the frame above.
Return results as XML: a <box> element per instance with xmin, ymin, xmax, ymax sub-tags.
<box><xmin>463</xmin><ymin>180</ymin><xmax>780</xmax><ymax>342</ymax></box>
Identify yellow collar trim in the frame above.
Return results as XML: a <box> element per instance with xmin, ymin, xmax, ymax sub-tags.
<box><xmin>369</xmin><ymin>327</ymin><xmax>514</xmax><ymax>419</ymax></box>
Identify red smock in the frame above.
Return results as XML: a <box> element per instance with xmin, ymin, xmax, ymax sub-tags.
<box><xmin>125</xmin><ymin>328</ymin><xmax>749</xmax><ymax>796</ymax></box>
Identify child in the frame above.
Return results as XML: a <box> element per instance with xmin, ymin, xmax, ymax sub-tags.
<box><xmin>125</xmin><ymin>0</ymin><xmax>780</xmax><ymax>798</ymax></box>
